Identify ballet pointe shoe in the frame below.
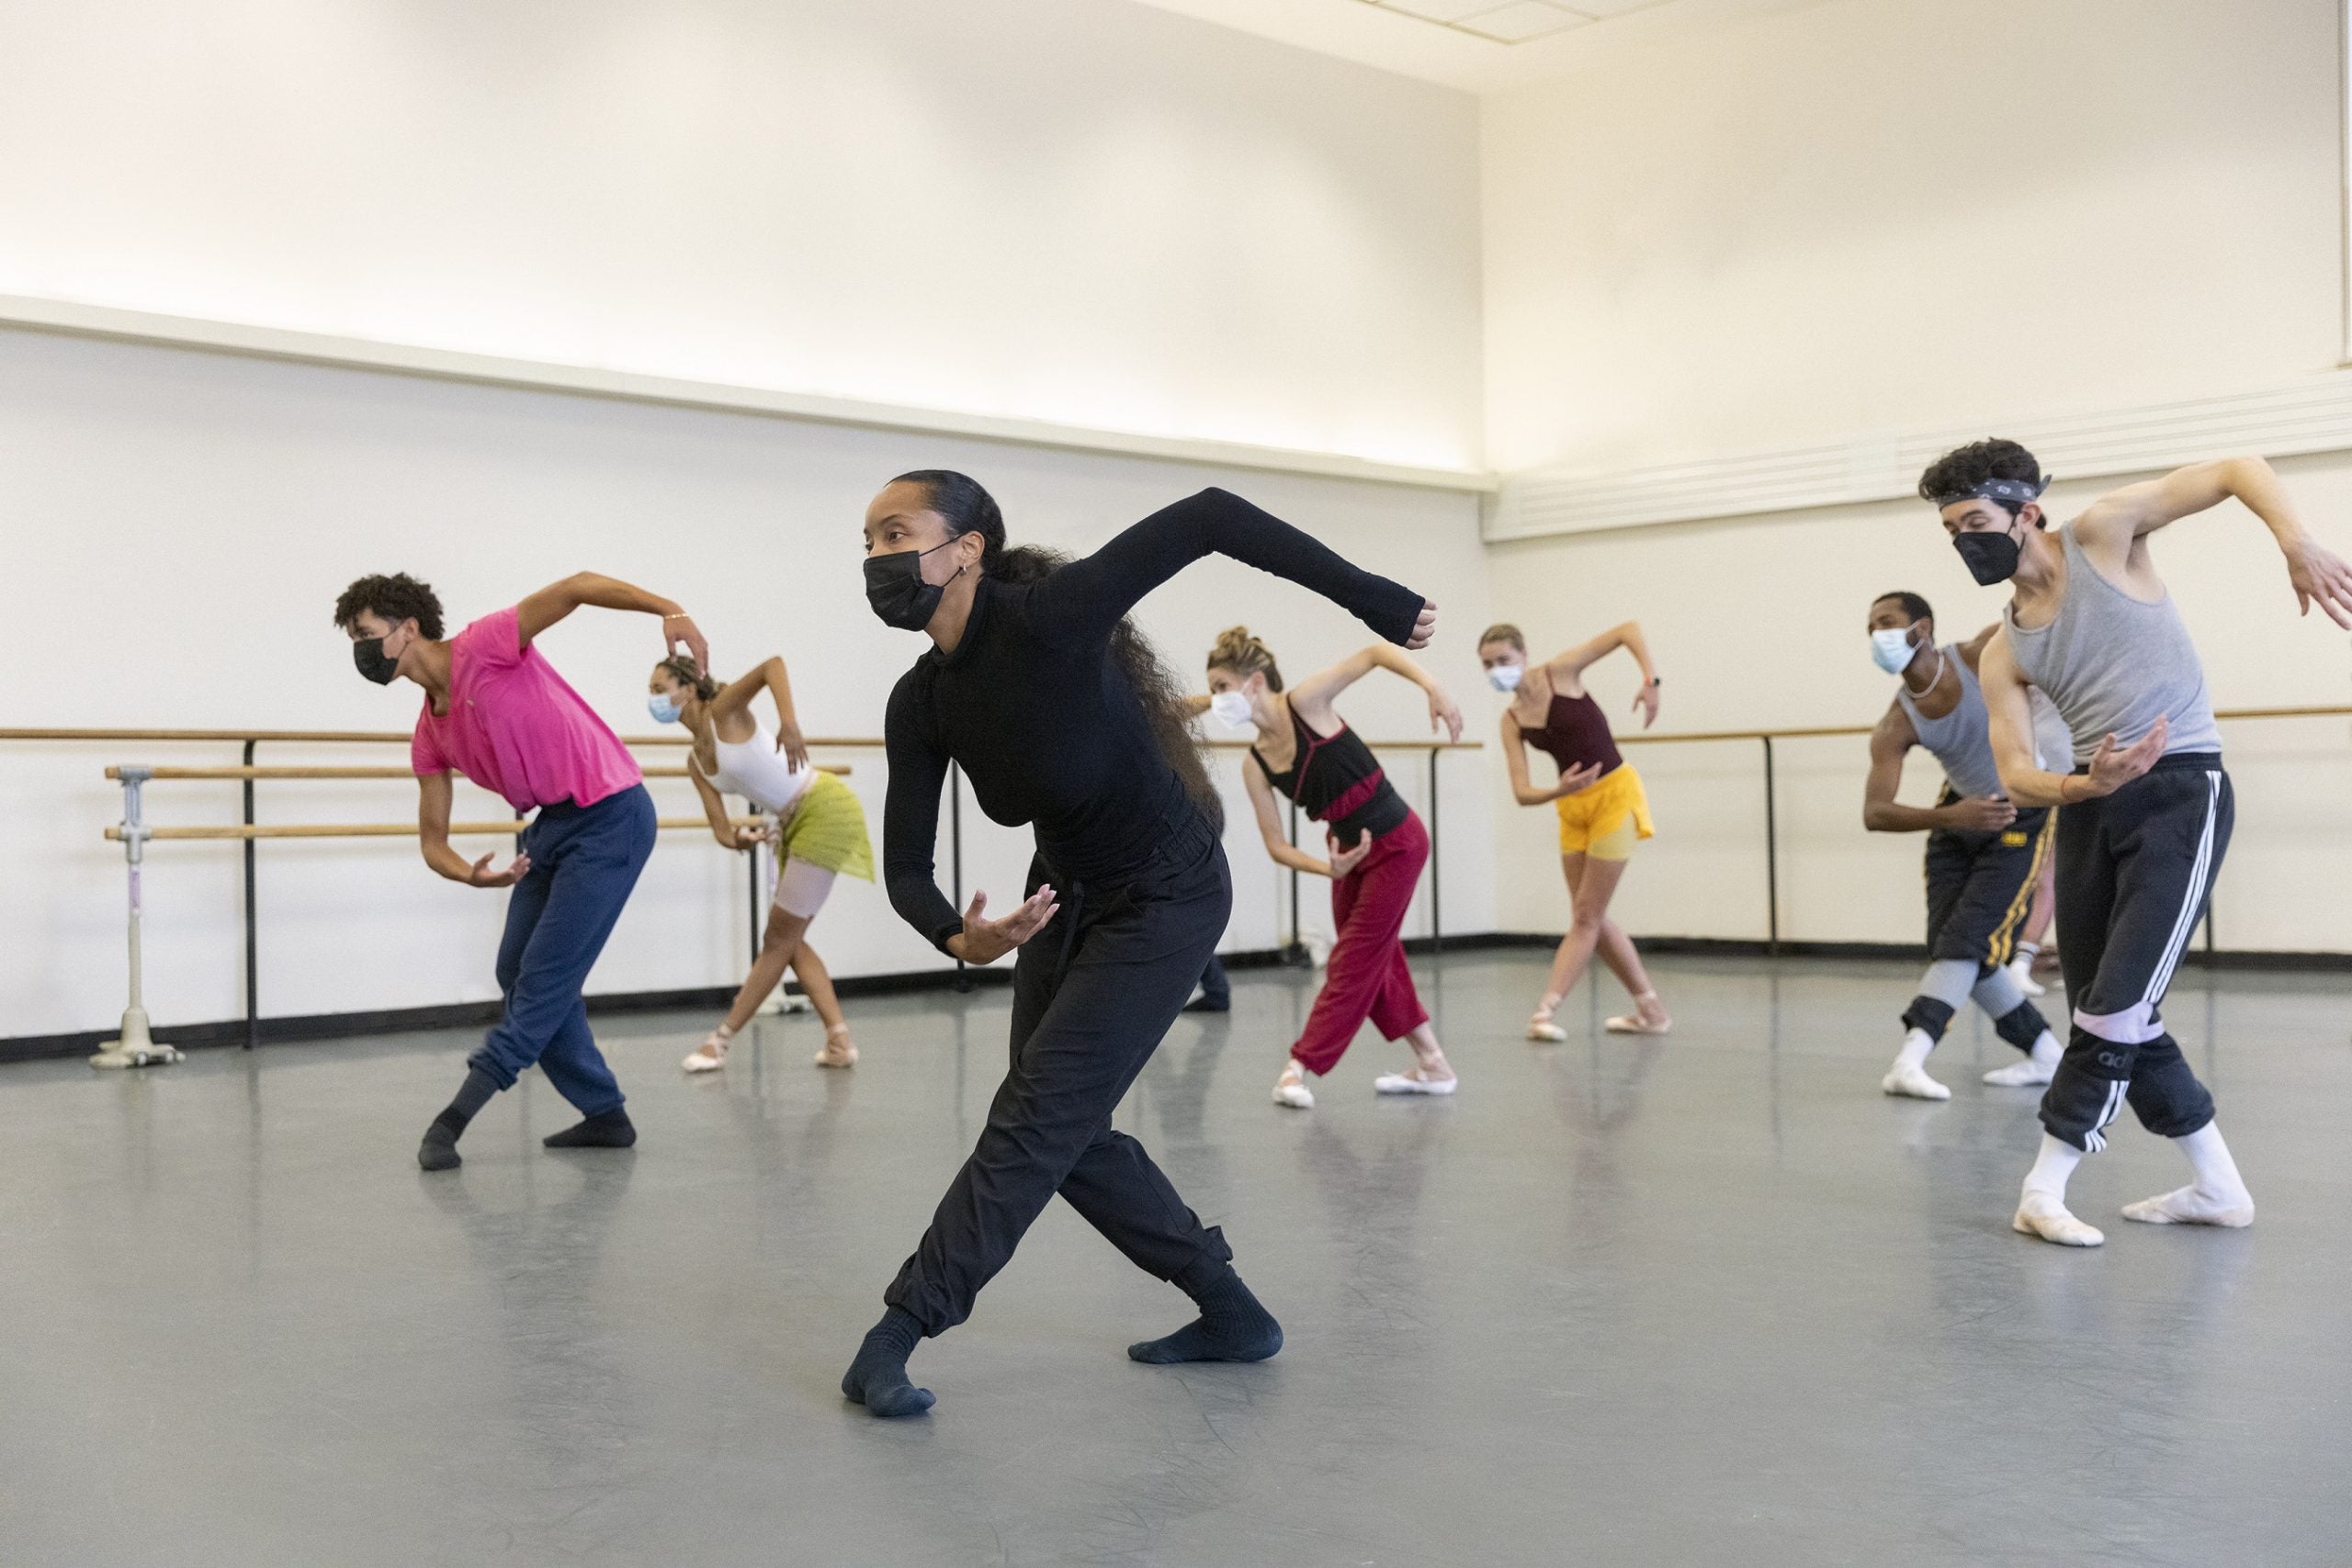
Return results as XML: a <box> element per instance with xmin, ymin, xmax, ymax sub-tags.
<box><xmin>1272</xmin><ymin>1061</ymin><xmax>1315</xmax><ymax>1110</ymax></box>
<box><xmin>684</xmin><ymin>1025</ymin><xmax>732</xmax><ymax>1074</ymax></box>
<box><xmin>1526</xmin><ymin>1005</ymin><xmax>1566</xmax><ymax>1043</ymax></box>
<box><xmin>1605</xmin><ymin>991</ymin><xmax>1671</xmax><ymax>1036</ymax></box>
<box><xmin>814</xmin><ymin>1022</ymin><xmax>858</xmax><ymax>1068</ymax></box>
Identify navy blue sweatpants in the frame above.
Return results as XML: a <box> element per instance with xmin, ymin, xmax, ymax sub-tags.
<box><xmin>469</xmin><ymin>784</ymin><xmax>657</xmax><ymax>1116</ymax></box>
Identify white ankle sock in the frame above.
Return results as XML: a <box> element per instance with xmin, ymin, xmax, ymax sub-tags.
<box><xmin>2022</xmin><ymin>1133</ymin><xmax>2083</xmax><ymax>1203</ymax></box>
<box><xmin>1983</xmin><ymin>1030</ymin><xmax>2062</xmax><ymax>1087</ymax></box>
<box><xmin>2122</xmin><ymin>1123</ymin><xmax>2254</xmax><ymax>1225</ymax></box>
<box><xmin>1892</xmin><ymin>1027</ymin><xmax>1935</xmax><ymax>1074</ymax></box>
<box><xmin>2176</xmin><ymin>1122</ymin><xmax>2251</xmax><ymax>1202</ymax></box>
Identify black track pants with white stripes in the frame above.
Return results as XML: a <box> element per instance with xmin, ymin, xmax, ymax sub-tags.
<box><xmin>2041</xmin><ymin>752</ymin><xmax>2231</xmax><ymax>1153</ymax></box>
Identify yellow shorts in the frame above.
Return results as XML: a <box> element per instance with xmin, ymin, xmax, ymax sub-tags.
<box><xmin>1555</xmin><ymin>763</ymin><xmax>1655</xmax><ymax>861</ymax></box>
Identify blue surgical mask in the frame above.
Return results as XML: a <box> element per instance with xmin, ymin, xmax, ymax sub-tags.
<box><xmin>1870</xmin><ymin>627</ymin><xmax>1917</xmax><ymax>674</ymax></box>
<box><xmin>1487</xmin><ymin>662</ymin><xmax>1524</xmax><ymax>694</ymax></box>
<box><xmin>648</xmin><ymin>693</ymin><xmax>684</xmax><ymax>725</ymax></box>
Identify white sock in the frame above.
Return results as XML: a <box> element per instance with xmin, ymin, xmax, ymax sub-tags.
<box><xmin>2177</xmin><ymin>1122</ymin><xmax>2251</xmax><ymax>1202</ymax></box>
<box><xmin>1881</xmin><ymin>1030</ymin><xmax>1949</xmax><ymax>1100</ymax></box>
<box><xmin>1892</xmin><ymin>1027</ymin><xmax>1934</xmax><ymax>1074</ymax></box>
<box><xmin>2120</xmin><ymin>1123</ymin><xmax>2255</xmax><ymax>1225</ymax></box>
<box><xmin>2014</xmin><ymin>1134</ymin><xmax>2103</xmax><ymax>1245</ymax></box>
<box><xmin>2021</xmin><ymin>1133</ymin><xmax>2082</xmax><ymax>1203</ymax></box>
<box><xmin>1983</xmin><ymin>1030</ymin><xmax>2062</xmax><ymax>1088</ymax></box>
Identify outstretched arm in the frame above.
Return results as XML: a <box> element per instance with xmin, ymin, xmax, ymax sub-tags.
<box><xmin>2075</xmin><ymin>457</ymin><xmax>2352</xmax><ymax>627</ymax></box>
<box><xmin>1029</xmin><ymin>488</ymin><xmax>1432</xmax><ymax>651</ymax></box>
<box><xmin>1287</xmin><ymin>644</ymin><xmax>1464</xmax><ymax>741</ymax></box>
<box><xmin>1984</xmin><ymin>629</ymin><xmax>2163</xmax><ymax>807</ymax></box>
<box><xmin>515</xmin><ymin>571</ymin><xmax>708</xmax><ymax>666</ymax></box>
<box><xmin>1548</xmin><ymin>620</ymin><xmax>1661</xmax><ymax>728</ymax></box>
<box><xmin>711</xmin><ymin>656</ymin><xmax>808</xmax><ymax>770</ymax></box>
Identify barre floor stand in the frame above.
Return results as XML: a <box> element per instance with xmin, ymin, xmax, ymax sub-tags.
<box><xmin>93</xmin><ymin>767</ymin><xmax>181</xmax><ymax>1069</ymax></box>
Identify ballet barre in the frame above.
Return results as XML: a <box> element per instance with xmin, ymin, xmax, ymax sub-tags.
<box><xmin>102</xmin><ymin>764</ymin><xmax>850</xmax><ymax>781</ymax></box>
<box><xmin>1613</xmin><ymin>702</ymin><xmax>2347</xmax><ymax>956</ymax></box>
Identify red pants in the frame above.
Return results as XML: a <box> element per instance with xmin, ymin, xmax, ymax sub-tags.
<box><xmin>1291</xmin><ymin>810</ymin><xmax>1430</xmax><ymax>1075</ymax></box>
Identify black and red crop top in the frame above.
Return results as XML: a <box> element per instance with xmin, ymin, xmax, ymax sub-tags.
<box><xmin>1251</xmin><ymin>704</ymin><xmax>1409</xmax><ymax>841</ymax></box>
<box><xmin>1518</xmin><ymin>689</ymin><xmax>1623</xmax><ymax>777</ymax></box>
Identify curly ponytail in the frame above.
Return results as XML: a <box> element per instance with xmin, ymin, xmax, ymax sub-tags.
<box><xmin>893</xmin><ymin>469</ymin><xmax>1222</xmax><ymax>829</ymax></box>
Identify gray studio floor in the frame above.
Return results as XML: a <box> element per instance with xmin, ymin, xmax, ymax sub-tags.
<box><xmin>4</xmin><ymin>952</ymin><xmax>2349</xmax><ymax>1568</ymax></box>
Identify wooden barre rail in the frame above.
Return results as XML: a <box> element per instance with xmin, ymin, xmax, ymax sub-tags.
<box><xmin>105</xmin><ymin>764</ymin><xmax>849</xmax><ymax>781</ymax></box>
<box><xmin>11</xmin><ymin>728</ymin><xmax>1479</xmax><ymax>751</ymax></box>
<box><xmin>1616</xmin><ymin>702</ymin><xmax>2352</xmax><ymax>749</ymax></box>
<box><xmin>107</xmin><ymin>817</ymin><xmax>762</xmax><ymax>842</ymax></box>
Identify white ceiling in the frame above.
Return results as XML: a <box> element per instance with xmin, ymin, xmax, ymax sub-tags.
<box><xmin>1126</xmin><ymin>0</ymin><xmax>1830</xmax><ymax>94</ymax></box>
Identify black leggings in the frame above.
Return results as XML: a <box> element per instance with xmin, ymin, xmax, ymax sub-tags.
<box><xmin>2041</xmin><ymin>754</ymin><xmax>2230</xmax><ymax>1152</ymax></box>
<box><xmin>885</xmin><ymin>814</ymin><xmax>1238</xmax><ymax>1334</ymax></box>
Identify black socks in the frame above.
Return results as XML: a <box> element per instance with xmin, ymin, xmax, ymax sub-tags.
<box><xmin>840</xmin><ymin>1276</ymin><xmax>1277</xmax><ymax>1416</ymax></box>
<box><xmin>1127</xmin><ymin>1269</ymin><xmax>1283</xmax><ymax>1365</ymax></box>
<box><xmin>417</xmin><ymin>1072</ymin><xmax>634</xmax><ymax>1169</ymax></box>
<box><xmin>417</xmin><ymin>1067</ymin><xmax>500</xmax><ymax>1171</ymax></box>
<box><xmin>842</xmin><ymin>1306</ymin><xmax>934</xmax><ymax>1417</ymax></box>
<box><xmin>543</xmin><ymin>1109</ymin><xmax>636</xmax><ymax>1149</ymax></box>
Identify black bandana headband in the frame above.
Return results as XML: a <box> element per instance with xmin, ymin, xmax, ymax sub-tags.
<box><xmin>1933</xmin><ymin>476</ymin><xmax>2050</xmax><ymax>508</ymax></box>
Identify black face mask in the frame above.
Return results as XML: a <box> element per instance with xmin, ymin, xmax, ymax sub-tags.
<box><xmin>353</xmin><ymin>636</ymin><xmax>401</xmax><ymax>685</ymax></box>
<box><xmin>1952</xmin><ymin>524</ymin><xmax>2023</xmax><ymax>585</ymax></box>
<box><xmin>864</xmin><ymin>539</ymin><xmax>964</xmax><ymax>631</ymax></box>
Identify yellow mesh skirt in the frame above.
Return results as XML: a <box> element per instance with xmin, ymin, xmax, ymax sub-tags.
<box><xmin>775</xmin><ymin>772</ymin><xmax>875</xmax><ymax>881</ymax></box>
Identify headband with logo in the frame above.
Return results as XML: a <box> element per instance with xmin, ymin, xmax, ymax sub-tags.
<box><xmin>1933</xmin><ymin>476</ymin><xmax>2050</xmax><ymax>509</ymax></box>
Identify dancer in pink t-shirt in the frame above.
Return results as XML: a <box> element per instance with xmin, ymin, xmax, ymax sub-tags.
<box><xmin>334</xmin><ymin>570</ymin><xmax>707</xmax><ymax>1171</ymax></box>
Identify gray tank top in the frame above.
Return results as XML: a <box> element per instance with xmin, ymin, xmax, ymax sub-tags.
<box><xmin>2002</xmin><ymin>523</ymin><xmax>2222</xmax><ymax>764</ymax></box>
<box><xmin>1895</xmin><ymin>647</ymin><xmax>2003</xmax><ymax>798</ymax></box>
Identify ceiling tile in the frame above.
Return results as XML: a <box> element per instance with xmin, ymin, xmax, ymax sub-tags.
<box><xmin>1454</xmin><ymin>2</ymin><xmax>1591</xmax><ymax>42</ymax></box>
<box><xmin>1374</xmin><ymin>0</ymin><xmax>1514</xmax><ymax>21</ymax></box>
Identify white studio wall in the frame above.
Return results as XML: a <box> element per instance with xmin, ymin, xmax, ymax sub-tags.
<box><xmin>1</xmin><ymin>325</ymin><xmax>1496</xmax><ymax>1041</ymax></box>
<box><xmin>0</xmin><ymin>0</ymin><xmax>1483</xmax><ymax>473</ymax></box>
<box><xmin>1475</xmin><ymin>0</ymin><xmax>2352</xmax><ymax>956</ymax></box>
<box><xmin>1480</xmin><ymin>0</ymin><xmax>2344</xmax><ymax>476</ymax></box>
<box><xmin>1486</xmin><ymin>458</ymin><xmax>2352</xmax><ymax>954</ymax></box>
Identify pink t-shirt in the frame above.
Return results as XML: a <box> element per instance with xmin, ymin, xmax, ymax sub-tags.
<box><xmin>410</xmin><ymin>607</ymin><xmax>642</xmax><ymax>812</ymax></box>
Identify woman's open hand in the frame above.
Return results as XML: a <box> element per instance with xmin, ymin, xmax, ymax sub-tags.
<box><xmin>949</xmin><ymin>885</ymin><xmax>1061</xmax><ymax>965</ymax></box>
<box><xmin>1327</xmin><ymin>831</ymin><xmax>1374</xmax><ymax>879</ymax></box>
<box><xmin>466</xmin><ymin>851</ymin><xmax>530</xmax><ymax>888</ymax></box>
<box><xmin>1427</xmin><ymin>684</ymin><xmax>1464</xmax><ymax>743</ymax></box>
<box><xmin>1552</xmin><ymin>761</ymin><xmax>1605</xmax><ymax>800</ymax></box>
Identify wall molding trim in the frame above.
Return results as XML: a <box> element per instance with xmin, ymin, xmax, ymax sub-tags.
<box><xmin>1488</xmin><ymin>369</ymin><xmax>2352</xmax><ymax>540</ymax></box>
<box><xmin>0</xmin><ymin>292</ymin><xmax>1498</xmax><ymax>496</ymax></box>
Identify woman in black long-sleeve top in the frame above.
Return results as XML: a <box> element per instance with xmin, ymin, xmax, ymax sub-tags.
<box><xmin>841</xmin><ymin>470</ymin><xmax>1434</xmax><ymax>1417</ymax></box>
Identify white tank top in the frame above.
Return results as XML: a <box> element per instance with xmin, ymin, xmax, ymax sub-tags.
<box><xmin>697</xmin><ymin>718</ymin><xmax>814</xmax><ymax>816</ymax></box>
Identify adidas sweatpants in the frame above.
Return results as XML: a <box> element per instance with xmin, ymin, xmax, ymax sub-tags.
<box><xmin>2040</xmin><ymin>752</ymin><xmax>2230</xmax><ymax>1153</ymax></box>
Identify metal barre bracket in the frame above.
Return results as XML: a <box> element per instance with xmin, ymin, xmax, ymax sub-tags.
<box><xmin>92</xmin><ymin>766</ymin><xmax>180</xmax><ymax>1069</ymax></box>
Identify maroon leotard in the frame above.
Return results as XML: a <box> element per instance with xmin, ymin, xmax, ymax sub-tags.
<box><xmin>1518</xmin><ymin>688</ymin><xmax>1622</xmax><ymax>777</ymax></box>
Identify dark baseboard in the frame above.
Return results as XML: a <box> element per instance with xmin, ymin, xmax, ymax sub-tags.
<box><xmin>0</xmin><ymin>964</ymin><xmax>1014</xmax><ymax>1066</ymax></box>
<box><xmin>12</xmin><ymin>931</ymin><xmax>2346</xmax><ymax>1065</ymax></box>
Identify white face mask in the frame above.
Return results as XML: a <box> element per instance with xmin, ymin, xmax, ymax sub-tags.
<box><xmin>1870</xmin><ymin>627</ymin><xmax>1917</xmax><ymax>675</ymax></box>
<box><xmin>1208</xmin><ymin>690</ymin><xmax>1254</xmax><ymax>728</ymax></box>
<box><xmin>1486</xmin><ymin>662</ymin><xmax>1524</xmax><ymax>694</ymax></box>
